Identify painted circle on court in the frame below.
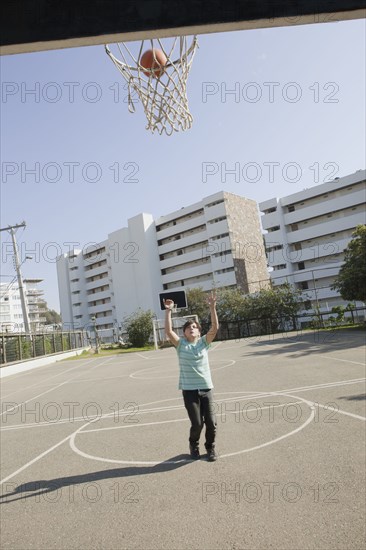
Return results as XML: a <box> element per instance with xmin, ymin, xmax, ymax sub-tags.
<box><xmin>129</xmin><ymin>359</ymin><xmax>236</xmax><ymax>380</ymax></box>
<box><xmin>69</xmin><ymin>391</ymin><xmax>316</xmax><ymax>465</ymax></box>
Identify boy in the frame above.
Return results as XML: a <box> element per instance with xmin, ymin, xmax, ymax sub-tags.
<box><xmin>164</xmin><ymin>291</ymin><xmax>219</xmax><ymax>461</ymax></box>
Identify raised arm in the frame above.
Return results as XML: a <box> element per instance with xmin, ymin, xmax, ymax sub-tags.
<box><xmin>205</xmin><ymin>290</ymin><xmax>219</xmax><ymax>344</ymax></box>
<box><xmin>164</xmin><ymin>299</ymin><xmax>180</xmax><ymax>347</ymax></box>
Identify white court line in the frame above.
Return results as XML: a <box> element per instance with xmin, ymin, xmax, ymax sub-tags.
<box><xmin>135</xmin><ymin>353</ymin><xmax>149</xmax><ymax>360</ymax></box>
<box><xmin>210</xmin><ymin>342</ymin><xmax>222</xmax><ymax>350</ymax></box>
<box><xmin>1</xmin><ymin>378</ymin><xmax>365</xmax><ymax>482</ymax></box>
<box><xmin>2</xmin><ymin>378</ymin><xmax>365</xmax><ymax>431</ymax></box>
<box><xmin>69</xmin><ymin>393</ymin><xmax>316</xmax><ymax>464</ymax></box>
<box><xmin>0</xmin><ymin>357</ymin><xmax>114</xmax><ymax>418</ymax></box>
<box><xmin>62</xmin><ymin>374</ymin><xmax>131</xmax><ymax>383</ymax></box>
<box><xmin>0</xmin><ymin>357</ymin><xmax>101</xmax><ymax>400</ymax></box>
<box><xmin>79</xmin><ymin>401</ymin><xmax>305</xmax><ymax>434</ymax></box>
<box><xmin>321</xmin><ymin>355</ymin><xmax>365</xmax><ymax>366</ymax></box>
<box><xmin>314</xmin><ymin>401</ymin><xmax>366</xmax><ymax>422</ymax></box>
<box><xmin>0</xmin><ymin>395</ymin><xmax>197</xmax><ymax>485</ymax></box>
<box><xmin>0</xmin><ymin>433</ymin><xmax>73</xmax><ymax>486</ymax></box>
<box><xmin>129</xmin><ymin>359</ymin><xmax>236</xmax><ymax>379</ymax></box>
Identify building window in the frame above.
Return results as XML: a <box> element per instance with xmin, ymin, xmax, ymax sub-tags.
<box><xmin>288</xmin><ymin>205</ymin><xmax>295</xmax><ymax>212</ymax></box>
<box><xmin>300</xmin><ymin>281</ymin><xmax>309</xmax><ymax>290</ymax></box>
<box><xmin>206</xmin><ymin>199</ymin><xmax>224</xmax><ymax>208</ymax></box>
<box><xmin>209</xmin><ymin>216</ymin><xmax>227</xmax><ymax>224</ymax></box>
<box><xmin>298</xmin><ymin>262</ymin><xmax>305</xmax><ymax>270</ymax></box>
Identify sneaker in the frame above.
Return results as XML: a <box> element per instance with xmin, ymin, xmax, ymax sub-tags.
<box><xmin>189</xmin><ymin>442</ymin><xmax>200</xmax><ymax>460</ymax></box>
<box><xmin>206</xmin><ymin>446</ymin><xmax>218</xmax><ymax>462</ymax></box>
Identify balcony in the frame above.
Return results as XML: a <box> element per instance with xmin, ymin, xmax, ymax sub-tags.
<box><xmin>160</xmin><ymin>247</ymin><xmax>208</xmax><ymax>269</ymax></box>
<box><xmin>88</xmin><ymin>304</ymin><xmax>112</xmax><ymax>315</ymax></box>
<box><xmin>286</xmin><ymin>213</ymin><xmax>364</xmax><ymax>244</ymax></box>
<box><xmin>84</xmin><ymin>263</ymin><xmax>109</xmax><ymax>279</ymax></box>
<box><xmin>206</xmin><ymin>219</ymin><xmax>229</xmax><ymax>238</ymax></box>
<box><xmin>162</xmin><ymin>263</ymin><xmax>212</xmax><ymax>285</ymax></box>
<box><xmin>85</xmin><ymin>276</ymin><xmax>109</xmax><ymax>291</ymax></box>
<box><xmin>261</xmin><ymin>211</ymin><xmax>281</xmax><ymax>231</ymax></box>
<box><xmin>283</xmin><ymin>189</ymin><xmax>365</xmax><ymax>226</ymax></box>
<box><xmin>156</xmin><ymin>216</ymin><xmax>206</xmax><ymax>241</ymax></box>
<box><xmin>158</xmin><ymin>230</ymin><xmax>208</xmax><ymax>255</ymax></box>
<box><xmin>204</xmin><ymin>202</ymin><xmax>227</xmax><ymax>221</ymax></box>
<box><xmin>25</xmin><ymin>289</ymin><xmax>43</xmax><ymax>296</ymax></box>
<box><xmin>86</xmin><ymin>289</ymin><xmax>111</xmax><ymax>301</ymax></box>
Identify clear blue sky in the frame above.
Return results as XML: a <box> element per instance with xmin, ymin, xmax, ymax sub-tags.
<box><xmin>1</xmin><ymin>19</ymin><xmax>365</xmax><ymax>311</ymax></box>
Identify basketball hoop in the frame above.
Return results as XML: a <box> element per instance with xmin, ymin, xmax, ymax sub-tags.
<box><xmin>105</xmin><ymin>36</ymin><xmax>198</xmax><ymax>135</ymax></box>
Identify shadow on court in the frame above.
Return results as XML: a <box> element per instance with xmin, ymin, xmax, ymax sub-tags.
<box><xmin>0</xmin><ymin>454</ymin><xmax>192</xmax><ymax>504</ymax></box>
<box><xmin>239</xmin><ymin>329</ymin><xmax>365</xmax><ymax>359</ymax></box>
<box><xmin>337</xmin><ymin>393</ymin><xmax>366</xmax><ymax>401</ymax></box>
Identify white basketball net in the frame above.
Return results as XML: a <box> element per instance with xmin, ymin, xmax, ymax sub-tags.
<box><xmin>105</xmin><ymin>36</ymin><xmax>198</xmax><ymax>136</ymax></box>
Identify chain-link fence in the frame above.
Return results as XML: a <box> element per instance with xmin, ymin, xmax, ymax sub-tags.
<box><xmin>0</xmin><ymin>331</ymin><xmax>88</xmax><ymax>365</ymax></box>
<box><xmin>200</xmin><ymin>307</ymin><xmax>366</xmax><ymax>341</ymax></box>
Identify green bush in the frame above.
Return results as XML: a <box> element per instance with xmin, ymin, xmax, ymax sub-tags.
<box><xmin>5</xmin><ymin>338</ymin><xmax>19</xmax><ymax>362</ymax></box>
<box><xmin>21</xmin><ymin>338</ymin><xmax>32</xmax><ymax>359</ymax></box>
<box><xmin>122</xmin><ymin>309</ymin><xmax>154</xmax><ymax>348</ymax></box>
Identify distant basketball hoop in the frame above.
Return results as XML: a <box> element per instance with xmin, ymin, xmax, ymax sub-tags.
<box><xmin>159</xmin><ymin>290</ymin><xmax>187</xmax><ymax>310</ymax></box>
<box><xmin>152</xmin><ymin>313</ymin><xmax>198</xmax><ymax>350</ymax></box>
<box><xmin>105</xmin><ymin>36</ymin><xmax>198</xmax><ymax>135</ymax></box>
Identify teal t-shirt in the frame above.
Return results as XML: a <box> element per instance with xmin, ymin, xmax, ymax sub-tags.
<box><xmin>176</xmin><ymin>335</ymin><xmax>213</xmax><ymax>390</ymax></box>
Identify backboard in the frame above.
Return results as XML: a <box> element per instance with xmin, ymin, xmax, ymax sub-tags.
<box><xmin>1</xmin><ymin>1</ymin><xmax>365</xmax><ymax>55</ymax></box>
<box><xmin>159</xmin><ymin>290</ymin><xmax>187</xmax><ymax>311</ymax></box>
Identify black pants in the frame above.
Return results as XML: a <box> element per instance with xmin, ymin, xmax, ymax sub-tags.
<box><xmin>182</xmin><ymin>389</ymin><xmax>217</xmax><ymax>449</ymax></box>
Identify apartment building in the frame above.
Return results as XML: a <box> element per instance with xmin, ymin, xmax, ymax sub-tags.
<box><xmin>57</xmin><ymin>191</ymin><xmax>269</xmax><ymax>336</ymax></box>
<box><xmin>0</xmin><ymin>278</ymin><xmax>46</xmax><ymax>332</ymax></box>
<box><xmin>156</xmin><ymin>191</ymin><xmax>268</xmax><ymax>294</ymax></box>
<box><xmin>259</xmin><ymin>169</ymin><xmax>366</xmax><ymax>313</ymax></box>
<box><xmin>57</xmin><ymin>212</ymin><xmax>161</xmax><ymax>335</ymax></box>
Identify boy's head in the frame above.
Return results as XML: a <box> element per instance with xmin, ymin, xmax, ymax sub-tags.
<box><xmin>183</xmin><ymin>320</ymin><xmax>201</xmax><ymax>342</ymax></box>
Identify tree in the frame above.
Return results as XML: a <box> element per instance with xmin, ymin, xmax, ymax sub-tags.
<box><xmin>246</xmin><ymin>284</ymin><xmax>304</xmax><ymax>319</ymax></box>
<box><xmin>44</xmin><ymin>309</ymin><xmax>62</xmax><ymax>325</ymax></box>
<box><xmin>122</xmin><ymin>309</ymin><xmax>155</xmax><ymax>347</ymax></box>
<box><xmin>331</xmin><ymin>225</ymin><xmax>366</xmax><ymax>302</ymax></box>
<box><xmin>180</xmin><ymin>287</ymin><xmax>210</xmax><ymax>323</ymax></box>
<box><xmin>38</xmin><ymin>301</ymin><xmax>61</xmax><ymax>325</ymax></box>
<box><xmin>216</xmin><ymin>287</ymin><xmax>247</xmax><ymax>322</ymax></box>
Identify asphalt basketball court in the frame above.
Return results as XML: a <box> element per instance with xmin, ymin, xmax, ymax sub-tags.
<box><xmin>0</xmin><ymin>327</ymin><xmax>365</xmax><ymax>549</ymax></box>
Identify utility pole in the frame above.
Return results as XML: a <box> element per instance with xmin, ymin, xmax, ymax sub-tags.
<box><xmin>0</xmin><ymin>222</ymin><xmax>31</xmax><ymax>334</ymax></box>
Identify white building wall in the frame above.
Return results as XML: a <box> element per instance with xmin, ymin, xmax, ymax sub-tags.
<box><xmin>259</xmin><ymin>169</ymin><xmax>366</xmax><ymax>316</ymax></box>
<box><xmin>0</xmin><ymin>283</ymin><xmax>23</xmax><ymax>331</ymax></box>
<box><xmin>0</xmin><ymin>280</ymin><xmax>46</xmax><ymax>333</ymax></box>
<box><xmin>109</xmin><ymin>213</ymin><xmax>161</xmax><ymax>321</ymax></box>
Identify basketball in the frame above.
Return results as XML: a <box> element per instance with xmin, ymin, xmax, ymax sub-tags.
<box><xmin>140</xmin><ymin>48</ymin><xmax>167</xmax><ymax>78</ymax></box>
